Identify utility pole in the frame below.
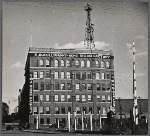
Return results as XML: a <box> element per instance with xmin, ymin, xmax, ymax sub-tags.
<box><xmin>138</xmin><ymin>96</ymin><xmax>142</xmax><ymax>119</ymax></box>
<box><xmin>133</xmin><ymin>42</ymin><xmax>138</xmax><ymax>133</ymax></box>
<box><xmin>118</xmin><ymin>97</ymin><xmax>122</xmax><ymax>130</ymax></box>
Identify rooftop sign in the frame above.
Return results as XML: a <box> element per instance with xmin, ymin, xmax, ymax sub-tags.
<box><xmin>31</xmin><ymin>53</ymin><xmax>114</xmax><ymax>59</ymax></box>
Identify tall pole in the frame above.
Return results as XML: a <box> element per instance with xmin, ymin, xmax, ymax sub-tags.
<box><xmin>118</xmin><ymin>98</ymin><xmax>122</xmax><ymax>130</ymax></box>
<box><xmin>99</xmin><ymin>110</ymin><xmax>102</xmax><ymax>130</ymax></box>
<box><xmin>68</xmin><ymin>112</ymin><xmax>71</xmax><ymax>132</ymax></box>
<box><xmin>90</xmin><ymin>111</ymin><xmax>93</xmax><ymax>131</ymax></box>
<box><xmin>82</xmin><ymin>111</ymin><xmax>84</xmax><ymax>131</ymax></box>
<box><xmin>138</xmin><ymin>96</ymin><xmax>142</xmax><ymax>119</ymax></box>
<box><xmin>133</xmin><ymin>42</ymin><xmax>138</xmax><ymax>130</ymax></box>
<box><xmin>84</xmin><ymin>3</ymin><xmax>95</xmax><ymax>49</ymax></box>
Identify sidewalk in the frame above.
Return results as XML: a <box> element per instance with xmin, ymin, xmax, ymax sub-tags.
<box><xmin>23</xmin><ymin>129</ymin><xmax>62</xmax><ymax>134</ymax></box>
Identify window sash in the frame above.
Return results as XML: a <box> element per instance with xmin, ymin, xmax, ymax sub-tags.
<box><xmin>67</xmin><ymin>72</ymin><xmax>70</xmax><ymax>79</ymax></box>
<box><xmin>66</xmin><ymin>60</ymin><xmax>70</xmax><ymax>67</ymax></box>
<box><xmin>61</xmin><ymin>60</ymin><xmax>65</xmax><ymax>67</ymax></box>
<box><xmin>61</xmin><ymin>95</ymin><xmax>65</xmax><ymax>102</ymax></box>
<box><xmin>61</xmin><ymin>84</ymin><xmax>65</xmax><ymax>90</ymax></box>
<box><xmin>55</xmin><ymin>72</ymin><xmax>59</xmax><ymax>79</ymax></box>
<box><xmin>82</xmin><ymin>95</ymin><xmax>86</xmax><ymax>102</ymax></box>
<box><xmin>46</xmin><ymin>95</ymin><xmax>50</xmax><ymax>101</ymax></box>
<box><xmin>46</xmin><ymin>60</ymin><xmax>49</xmax><ymax>66</ymax></box>
<box><xmin>33</xmin><ymin>72</ymin><xmax>38</xmax><ymax>78</ymax></box>
<box><xmin>55</xmin><ymin>60</ymin><xmax>59</xmax><ymax>67</ymax></box>
<box><xmin>40</xmin><ymin>72</ymin><xmax>44</xmax><ymax>78</ymax></box>
<box><xmin>76</xmin><ymin>95</ymin><xmax>80</xmax><ymax>101</ymax></box>
<box><xmin>55</xmin><ymin>95</ymin><xmax>59</xmax><ymax>101</ymax></box>
<box><xmin>61</xmin><ymin>72</ymin><xmax>65</xmax><ymax>79</ymax></box>
<box><xmin>76</xmin><ymin>84</ymin><xmax>80</xmax><ymax>90</ymax></box>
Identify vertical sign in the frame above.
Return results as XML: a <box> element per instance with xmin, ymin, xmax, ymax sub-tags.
<box><xmin>111</xmin><ymin>73</ymin><xmax>115</xmax><ymax>112</ymax></box>
<box><xmin>29</xmin><ymin>73</ymin><xmax>33</xmax><ymax>115</ymax></box>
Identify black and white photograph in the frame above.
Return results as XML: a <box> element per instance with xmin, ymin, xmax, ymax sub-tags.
<box><xmin>2</xmin><ymin>1</ymin><xmax>148</xmax><ymax>135</ymax></box>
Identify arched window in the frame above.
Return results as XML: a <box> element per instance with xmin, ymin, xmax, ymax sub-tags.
<box><xmin>106</xmin><ymin>61</ymin><xmax>110</xmax><ymax>68</ymax></box>
<box><xmin>87</xmin><ymin>60</ymin><xmax>90</xmax><ymax>67</ymax></box>
<box><xmin>75</xmin><ymin>60</ymin><xmax>79</xmax><ymax>67</ymax></box>
<box><xmin>96</xmin><ymin>60</ymin><xmax>99</xmax><ymax>67</ymax></box>
<box><xmin>101</xmin><ymin>61</ymin><xmax>105</xmax><ymax>68</ymax></box>
<box><xmin>40</xmin><ymin>59</ymin><xmax>44</xmax><ymax>67</ymax></box>
<box><xmin>81</xmin><ymin>60</ymin><xmax>85</xmax><ymax>68</ymax></box>
<box><xmin>46</xmin><ymin>60</ymin><xmax>49</xmax><ymax>67</ymax></box>
<box><xmin>55</xmin><ymin>60</ymin><xmax>59</xmax><ymax>67</ymax></box>
<box><xmin>66</xmin><ymin>60</ymin><xmax>70</xmax><ymax>67</ymax></box>
<box><xmin>61</xmin><ymin>60</ymin><xmax>65</xmax><ymax>67</ymax></box>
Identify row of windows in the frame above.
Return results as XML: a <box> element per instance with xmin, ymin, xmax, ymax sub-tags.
<box><xmin>32</xmin><ymin>71</ymin><xmax>111</xmax><ymax>80</ymax></box>
<box><xmin>33</xmin><ymin>94</ymin><xmax>111</xmax><ymax>102</ymax></box>
<box><xmin>34</xmin><ymin>59</ymin><xmax>111</xmax><ymax>68</ymax></box>
<box><xmin>33</xmin><ymin>106</ymin><xmax>109</xmax><ymax>115</ymax></box>
<box><xmin>33</xmin><ymin>82</ymin><xmax>110</xmax><ymax>91</ymax></box>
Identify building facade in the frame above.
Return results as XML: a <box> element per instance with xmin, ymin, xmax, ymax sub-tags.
<box><xmin>18</xmin><ymin>47</ymin><xmax>115</xmax><ymax>126</ymax></box>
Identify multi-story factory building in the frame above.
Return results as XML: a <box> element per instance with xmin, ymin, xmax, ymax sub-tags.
<box><xmin>18</xmin><ymin>47</ymin><xmax>115</xmax><ymax>126</ymax></box>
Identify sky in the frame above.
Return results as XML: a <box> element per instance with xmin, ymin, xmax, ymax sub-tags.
<box><xmin>2</xmin><ymin>2</ymin><xmax>148</xmax><ymax>114</ymax></box>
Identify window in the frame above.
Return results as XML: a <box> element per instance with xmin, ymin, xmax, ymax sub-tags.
<box><xmin>34</xmin><ymin>83</ymin><xmax>38</xmax><ymax>90</ymax></box>
<box><xmin>68</xmin><ymin>107</ymin><xmax>71</xmax><ymax>112</ymax></box>
<box><xmin>40</xmin><ymin>59</ymin><xmax>44</xmax><ymax>67</ymax></box>
<box><xmin>33</xmin><ymin>72</ymin><xmax>38</xmax><ymax>78</ymax></box>
<box><xmin>103</xmin><ymin>107</ymin><xmax>106</xmax><ymax>114</ymax></box>
<box><xmin>55</xmin><ymin>60</ymin><xmax>59</xmax><ymax>67</ymax></box>
<box><xmin>61</xmin><ymin>95</ymin><xmax>65</xmax><ymax>102</ymax></box>
<box><xmin>46</xmin><ymin>60</ymin><xmax>49</xmax><ymax>67</ymax></box>
<box><xmin>87</xmin><ymin>60</ymin><xmax>90</xmax><ymax>67</ymax></box>
<box><xmin>67</xmin><ymin>72</ymin><xmax>71</xmax><ymax>79</ymax></box>
<box><xmin>102</xmin><ymin>95</ymin><xmax>105</xmax><ymax>102</ymax></box>
<box><xmin>88</xmin><ymin>95</ymin><xmax>92</xmax><ymax>102</ymax></box>
<box><xmin>76</xmin><ymin>95</ymin><xmax>80</xmax><ymax>102</ymax></box>
<box><xmin>55</xmin><ymin>95</ymin><xmax>59</xmax><ymax>102</ymax></box>
<box><xmin>40</xmin><ymin>118</ymin><xmax>44</xmax><ymax>124</ymax></box>
<box><xmin>97</xmin><ymin>84</ymin><xmax>100</xmax><ymax>91</ymax></box>
<box><xmin>87</xmin><ymin>72</ymin><xmax>91</xmax><ymax>79</ymax></box>
<box><xmin>82</xmin><ymin>95</ymin><xmax>86</xmax><ymax>102</ymax></box>
<box><xmin>46</xmin><ymin>83</ymin><xmax>50</xmax><ymax>90</ymax></box>
<box><xmin>81</xmin><ymin>83</ymin><xmax>86</xmax><ymax>91</ymax></box>
<box><xmin>101</xmin><ymin>73</ymin><xmax>105</xmax><ymax>79</ymax></box>
<box><xmin>75</xmin><ymin>60</ymin><xmax>79</xmax><ymax>67</ymax></box>
<box><xmin>40</xmin><ymin>95</ymin><xmax>44</xmax><ymax>101</ymax></box>
<box><xmin>102</xmin><ymin>84</ymin><xmax>106</xmax><ymax>91</ymax></box>
<box><xmin>76</xmin><ymin>72</ymin><xmax>80</xmax><ymax>80</ymax></box>
<box><xmin>106</xmin><ymin>73</ymin><xmax>110</xmax><ymax>79</ymax></box>
<box><xmin>46</xmin><ymin>95</ymin><xmax>50</xmax><ymax>101</ymax></box>
<box><xmin>81</xmin><ymin>72</ymin><xmax>86</xmax><ymax>80</ymax></box>
<box><xmin>61</xmin><ymin>72</ymin><xmax>65</xmax><ymax>79</ymax></box>
<box><xmin>46</xmin><ymin>118</ymin><xmax>50</xmax><ymax>124</ymax></box>
<box><xmin>76</xmin><ymin>107</ymin><xmax>81</xmax><ymax>114</ymax></box>
<box><xmin>61</xmin><ymin>107</ymin><xmax>65</xmax><ymax>114</ymax></box>
<box><xmin>107</xmin><ymin>84</ymin><xmax>110</xmax><ymax>90</ymax></box>
<box><xmin>89</xmin><ymin>107</ymin><xmax>92</xmax><ymax>113</ymax></box>
<box><xmin>55</xmin><ymin>107</ymin><xmax>59</xmax><ymax>114</ymax></box>
<box><xmin>96</xmin><ymin>73</ymin><xmax>100</xmax><ymax>79</ymax></box>
<box><xmin>55</xmin><ymin>72</ymin><xmax>59</xmax><ymax>79</ymax></box>
<box><xmin>106</xmin><ymin>61</ymin><xmax>110</xmax><ymax>68</ymax></box>
<box><xmin>39</xmin><ymin>71</ymin><xmax>44</xmax><ymax>78</ymax></box>
<box><xmin>81</xmin><ymin>60</ymin><xmax>85</xmax><ymax>68</ymax></box>
<box><xmin>61</xmin><ymin>83</ymin><xmax>65</xmax><ymax>90</ymax></box>
<box><xmin>34</xmin><ymin>59</ymin><xmax>38</xmax><ymax>67</ymax></box>
<box><xmin>108</xmin><ymin>95</ymin><xmax>111</xmax><ymax>102</ymax></box>
<box><xmin>46</xmin><ymin>107</ymin><xmax>50</xmax><ymax>114</ymax></box>
<box><xmin>87</xmin><ymin>84</ymin><xmax>92</xmax><ymax>90</ymax></box>
<box><xmin>66</xmin><ymin>60</ymin><xmax>70</xmax><ymax>67</ymax></box>
<box><xmin>97</xmin><ymin>95</ymin><xmax>100</xmax><ymax>102</ymax></box>
<box><xmin>40</xmin><ymin>107</ymin><xmax>44</xmax><ymax>114</ymax></box>
<box><xmin>96</xmin><ymin>60</ymin><xmax>99</xmax><ymax>67</ymax></box>
<box><xmin>34</xmin><ymin>119</ymin><xmax>36</xmax><ymax>124</ymax></box>
<box><xmin>83</xmin><ymin>107</ymin><xmax>87</xmax><ymax>114</ymax></box>
<box><xmin>76</xmin><ymin>84</ymin><xmax>80</xmax><ymax>90</ymax></box>
<box><xmin>67</xmin><ymin>83</ymin><xmax>71</xmax><ymax>90</ymax></box>
<box><xmin>61</xmin><ymin>60</ymin><xmax>65</xmax><ymax>67</ymax></box>
<box><xmin>33</xmin><ymin>107</ymin><xmax>38</xmax><ymax>114</ymax></box>
<box><xmin>34</xmin><ymin>95</ymin><xmax>38</xmax><ymax>102</ymax></box>
<box><xmin>67</xmin><ymin>95</ymin><xmax>71</xmax><ymax>102</ymax></box>
<box><xmin>101</xmin><ymin>61</ymin><xmax>105</xmax><ymax>68</ymax></box>
<box><xmin>40</xmin><ymin>82</ymin><xmax>44</xmax><ymax>91</ymax></box>
<box><xmin>55</xmin><ymin>82</ymin><xmax>59</xmax><ymax>90</ymax></box>
<box><xmin>46</xmin><ymin>71</ymin><xmax>50</xmax><ymax>78</ymax></box>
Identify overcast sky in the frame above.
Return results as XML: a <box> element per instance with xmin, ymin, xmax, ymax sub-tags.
<box><xmin>2</xmin><ymin>2</ymin><xmax>148</xmax><ymax>114</ymax></box>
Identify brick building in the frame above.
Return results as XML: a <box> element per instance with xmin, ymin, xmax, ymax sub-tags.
<box><xmin>18</xmin><ymin>47</ymin><xmax>115</xmax><ymax>126</ymax></box>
